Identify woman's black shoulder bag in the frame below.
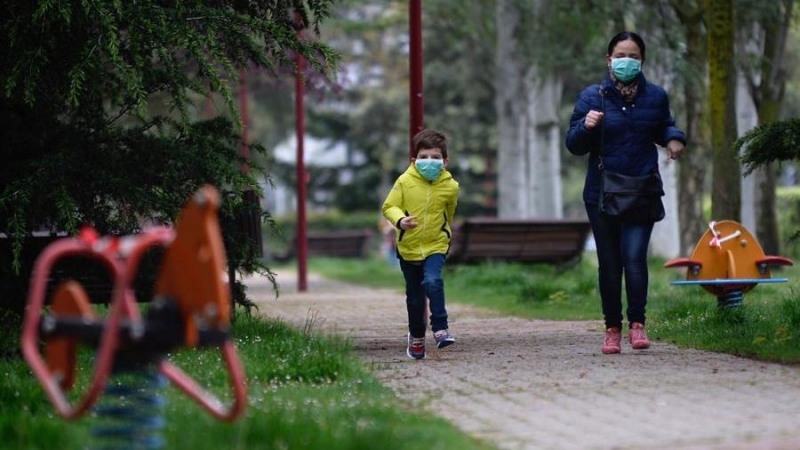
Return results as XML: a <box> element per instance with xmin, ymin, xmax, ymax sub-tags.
<box><xmin>597</xmin><ymin>87</ymin><xmax>665</xmax><ymax>224</ymax></box>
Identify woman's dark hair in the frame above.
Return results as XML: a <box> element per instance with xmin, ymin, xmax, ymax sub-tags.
<box><xmin>607</xmin><ymin>31</ymin><xmax>646</xmax><ymax>60</ymax></box>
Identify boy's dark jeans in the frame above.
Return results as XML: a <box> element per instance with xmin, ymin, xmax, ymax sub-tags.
<box><xmin>586</xmin><ymin>203</ymin><xmax>654</xmax><ymax>330</ymax></box>
<box><xmin>399</xmin><ymin>253</ymin><xmax>449</xmax><ymax>338</ymax></box>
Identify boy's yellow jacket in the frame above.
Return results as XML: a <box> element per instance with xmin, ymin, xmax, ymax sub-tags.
<box><xmin>382</xmin><ymin>164</ymin><xmax>459</xmax><ymax>262</ymax></box>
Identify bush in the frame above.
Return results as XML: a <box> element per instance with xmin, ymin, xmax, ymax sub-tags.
<box><xmin>776</xmin><ymin>186</ymin><xmax>800</xmax><ymax>260</ymax></box>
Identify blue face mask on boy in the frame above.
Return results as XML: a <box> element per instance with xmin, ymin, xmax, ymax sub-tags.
<box><xmin>611</xmin><ymin>57</ymin><xmax>641</xmax><ymax>83</ymax></box>
<box><xmin>415</xmin><ymin>159</ymin><xmax>444</xmax><ymax>181</ymax></box>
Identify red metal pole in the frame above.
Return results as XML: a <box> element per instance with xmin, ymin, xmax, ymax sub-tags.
<box><xmin>295</xmin><ymin>41</ymin><xmax>308</xmax><ymax>292</ymax></box>
<box><xmin>409</xmin><ymin>0</ymin><xmax>430</xmax><ymax>325</ymax></box>
<box><xmin>409</xmin><ymin>0</ymin><xmax>424</xmax><ymax>159</ymax></box>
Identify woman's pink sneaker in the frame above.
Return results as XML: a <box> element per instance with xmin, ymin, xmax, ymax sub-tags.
<box><xmin>601</xmin><ymin>327</ymin><xmax>622</xmax><ymax>354</ymax></box>
<box><xmin>629</xmin><ymin>322</ymin><xmax>651</xmax><ymax>349</ymax></box>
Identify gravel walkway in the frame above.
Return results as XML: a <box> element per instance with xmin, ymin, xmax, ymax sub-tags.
<box><xmin>247</xmin><ymin>270</ymin><xmax>800</xmax><ymax>450</ymax></box>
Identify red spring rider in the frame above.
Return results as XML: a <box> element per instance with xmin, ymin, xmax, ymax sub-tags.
<box><xmin>21</xmin><ymin>185</ymin><xmax>247</xmax><ymax>448</ymax></box>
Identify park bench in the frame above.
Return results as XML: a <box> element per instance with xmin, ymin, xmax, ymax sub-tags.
<box><xmin>1</xmin><ymin>234</ymin><xmax>112</xmax><ymax>311</ymax></box>
<box><xmin>1</xmin><ymin>192</ymin><xmax>259</xmax><ymax>314</ymax></box>
<box><xmin>273</xmin><ymin>229</ymin><xmax>374</xmax><ymax>261</ymax></box>
<box><xmin>0</xmin><ymin>233</ymin><xmax>162</xmax><ymax>312</ymax></box>
<box><xmin>447</xmin><ymin>218</ymin><xmax>592</xmax><ymax>267</ymax></box>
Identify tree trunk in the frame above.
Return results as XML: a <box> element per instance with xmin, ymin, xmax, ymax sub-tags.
<box><xmin>737</xmin><ymin>74</ymin><xmax>759</xmax><ymax>232</ymax></box>
<box><xmin>750</xmin><ymin>0</ymin><xmax>792</xmax><ymax>255</ymax></box>
<box><xmin>495</xmin><ymin>0</ymin><xmax>563</xmax><ymax>219</ymax></box>
<box><xmin>525</xmin><ymin>72</ymin><xmax>563</xmax><ymax>218</ymax></box>
<box><xmin>495</xmin><ymin>0</ymin><xmax>526</xmax><ymax>218</ymax></box>
<box><xmin>671</xmin><ymin>0</ymin><xmax>710</xmax><ymax>255</ymax></box>
<box><xmin>705</xmin><ymin>0</ymin><xmax>741</xmax><ymax>220</ymax></box>
<box><xmin>754</xmin><ymin>166</ymin><xmax>779</xmax><ymax>253</ymax></box>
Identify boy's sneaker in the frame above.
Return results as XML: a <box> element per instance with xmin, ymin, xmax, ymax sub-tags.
<box><xmin>407</xmin><ymin>334</ymin><xmax>426</xmax><ymax>360</ymax></box>
<box><xmin>433</xmin><ymin>329</ymin><xmax>456</xmax><ymax>349</ymax></box>
<box><xmin>601</xmin><ymin>327</ymin><xmax>622</xmax><ymax>354</ymax></box>
<box><xmin>629</xmin><ymin>322</ymin><xmax>651</xmax><ymax>349</ymax></box>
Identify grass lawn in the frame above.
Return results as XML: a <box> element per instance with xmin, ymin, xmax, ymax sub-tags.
<box><xmin>305</xmin><ymin>254</ymin><xmax>800</xmax><ymax>364</ymax></box>
<box><xmin>0</xmin><ymin>315</ymin><xmax>494</xmax><ymax>450</ymax></box>
<box><xmin>6</xmin><ymin>252</ymin><xmax>799</xmax><ymax>449</ymax></box>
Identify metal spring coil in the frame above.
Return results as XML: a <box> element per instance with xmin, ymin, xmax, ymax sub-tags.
<box><xmin>90</xmin><ymin>369</ymin><xmax>167</xmax><ymax>450</ymax></box>
<box><xmin>718</xmin><ymin>290</ymin><xmax>745</xmax><ymax>309</ymax></box>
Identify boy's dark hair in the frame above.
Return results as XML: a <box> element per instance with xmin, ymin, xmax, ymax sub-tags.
<box><xmin>607</xmin><ymin>31</ymin><xmax>646</xmax><ymax>61</ymax></box>
<box><xmin>412</xmin><ymin>129</ymin><xmax>449</xmax><ymax>158</ymax></box>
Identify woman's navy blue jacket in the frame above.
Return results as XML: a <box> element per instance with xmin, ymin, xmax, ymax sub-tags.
<box><xmin>565</xmin><ymin>72</ymin><xmax>686</xmax><ymax>205</ymax></box>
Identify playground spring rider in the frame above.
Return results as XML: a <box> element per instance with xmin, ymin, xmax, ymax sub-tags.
<box><xmin>664</xmin><ymin>220</ymin><xmax>793</xmax><ymax>308</ymax></box>
<box><xmin>21</xmin><ymin>185</ymin><xmax>247</xmax><ymax>448</ymax></box>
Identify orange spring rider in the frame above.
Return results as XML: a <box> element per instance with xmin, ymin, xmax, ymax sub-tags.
<box><xmin>21</xmin><ymin>185</ymin><xmax>247</xmax><ymax>448</ymax></box>
<box><xmin>664</xmin><ymin>220</ymin><xmax>793</xmax><ymax>308</ymax></box>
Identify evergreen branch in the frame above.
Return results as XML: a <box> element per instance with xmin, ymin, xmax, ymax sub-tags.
<box><xmin>735</xmin><ymin>118</ymin><xmax>800</xmax><ymax>175</ymax></box>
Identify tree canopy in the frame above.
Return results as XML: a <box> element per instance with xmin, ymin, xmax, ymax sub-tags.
<box><xmin>0</xmin><ymin>0</ymin><xmax>337</xmax><ymax>240</ymax></box>
<box><xmin>0</xmin><ymin>0</ymin><xmax>338</xmax><ymax>311</ymax></box>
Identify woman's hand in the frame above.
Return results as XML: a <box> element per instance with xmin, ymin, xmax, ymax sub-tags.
<box><xmin>667</xmin><ymin>140</ymin><xmax>685</xmax><ymax>160</ymax></box>
<box><xmin>584</xmin><ymin>110</ymin><xmax>604</xmax><ymax>130</ymax></box>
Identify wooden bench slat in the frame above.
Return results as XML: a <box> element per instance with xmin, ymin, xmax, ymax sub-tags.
<box><xmin>273</xmin><ymin>229</ymin><xmax>374</xmax><ymax>261</ymax></box>
<box><xmin>447</xmin><ymin>218</ymin><xmax>591</xmax><ymax>266</ymax></box>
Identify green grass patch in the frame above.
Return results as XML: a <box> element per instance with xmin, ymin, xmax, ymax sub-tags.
<box><xmin>304</xmin><ymin>257</ymin><xmax>405</xmax><ymax>289</ymax></box>
<box><xmin>307</xmin><ymin>257</ymin><xmax>601</xmax><ymax>320</ymax></box>
<box><xmin>447</xmin><ymin>261</ymin><xmax>601</xmax><ymax>320</ymax></box>
<box><xmin>310</xmin><ymin>255</ymin><xmax>800</xmax><ymax>364</ymax></box>
<box><xmin>1</xmin><ymin>316</ymin><xmax>493</xmax><ymax>450</ymax></box>
<box><xmin>648</xmin><ymin>285</ymin><xmax>800</xmax><ymax>363</ymax></box>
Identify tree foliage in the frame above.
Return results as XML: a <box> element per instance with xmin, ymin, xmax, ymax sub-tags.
<box><xmin>0</xmin><ymin>1</ymin><xmax>339</xmax><ymax>312</ymax></box>
<box><xmin>736</xmin><ymin>118</ymin><xmax>800</xmax><ymax>175</ymax></box>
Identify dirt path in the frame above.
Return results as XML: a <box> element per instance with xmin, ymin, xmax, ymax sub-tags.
<box><xmin>247</xmin><ymin>270</ymin><xmax>800</xmax><ymax>450</ymax></box>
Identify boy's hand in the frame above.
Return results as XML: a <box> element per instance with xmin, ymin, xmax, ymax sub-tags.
<box><xmin>400</xmin><ymin>216</ymin><xmax>418</xmax><ymax>230</ymax></box>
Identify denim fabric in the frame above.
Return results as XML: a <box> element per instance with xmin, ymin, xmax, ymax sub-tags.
<box><xmin>399</xmin><ymin>253</ymin><xmax>449</xmax><ymax>338</ymax></box>
<box><xmin>586</xmin><ymin>203</ymin><xmax>654</xmax><ymax>329</ymax></box>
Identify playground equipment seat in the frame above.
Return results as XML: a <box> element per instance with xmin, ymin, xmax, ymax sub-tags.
<box><xmin>664</xmin><ymin>220</ymin><xmax>793</xmax><ymax>308</ymax></box>
<box><xmin>21</xmin><ymin>185</ymin><xmax>247</xmax><ymax>447</ymax></box>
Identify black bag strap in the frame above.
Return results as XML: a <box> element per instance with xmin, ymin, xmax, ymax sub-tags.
<box><xmin>598</xmin><ymin>85</ymin><xmax>606</xmax><ymax>170</ymax></box>
<box><xmin>598</xmin><ymin>85</ymin><xmax>660</xmax><ymax>179</ymax></box>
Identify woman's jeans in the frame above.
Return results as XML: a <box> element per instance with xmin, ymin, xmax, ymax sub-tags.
<box><xmin>586</xmin><ymin>203</ymin><xmax>654</xmax><ymax>330</ymax></box>
<box><xmin>399</xmin><ymin>253</ymin><xmax>449</xmax><ymax>338</ymax></box>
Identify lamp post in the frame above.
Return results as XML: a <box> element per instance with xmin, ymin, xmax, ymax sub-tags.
<box><xmin>295</xmin><ymin>19</ymin><xmax>308</xmax><ymax>292</ymax></box>
<box><xmin>409</xmin><ymin>0</ymin><xmax>423</xmax><ymax>159</ymax></box>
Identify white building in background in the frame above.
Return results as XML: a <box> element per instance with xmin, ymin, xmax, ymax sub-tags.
<box><xmin>261</xmin><ymin>135</ymin><xmax>365</xmax><ymax>216</ymax></box>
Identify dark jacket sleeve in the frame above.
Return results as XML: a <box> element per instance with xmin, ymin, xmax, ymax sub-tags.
<box><xmin>655</xmin><ymin>91</ymin><xmax>686</xmax><ymax>147</ymax></box>
<box><xmin>565</xmin><ymin>85</ymin><xmax>602</xmax><ymax>156</ymax></box>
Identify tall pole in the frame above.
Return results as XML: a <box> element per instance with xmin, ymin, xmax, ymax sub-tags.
<box><xmin>235</xmin><ymin>69</ymin><xmax>251</xmax><ymax>317</ymax></box>
<box><xmin>409</xmin><ymin>0</ymin><xmax>428</xmax><ymax>324</ymax></box>
<box><xmin>409</xmin><ymin>0</ymin><xmax>424</xmax><ymax>159</ymax></box>
<box><xmin>295</xmin><ymin>24</ymin><xmax>308</xmax><ymax>292</ymax></box>
<box><xmin>239</xmin><ymin>70</ymin><xmax>250</xmax><ymax>175</ymax></box>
